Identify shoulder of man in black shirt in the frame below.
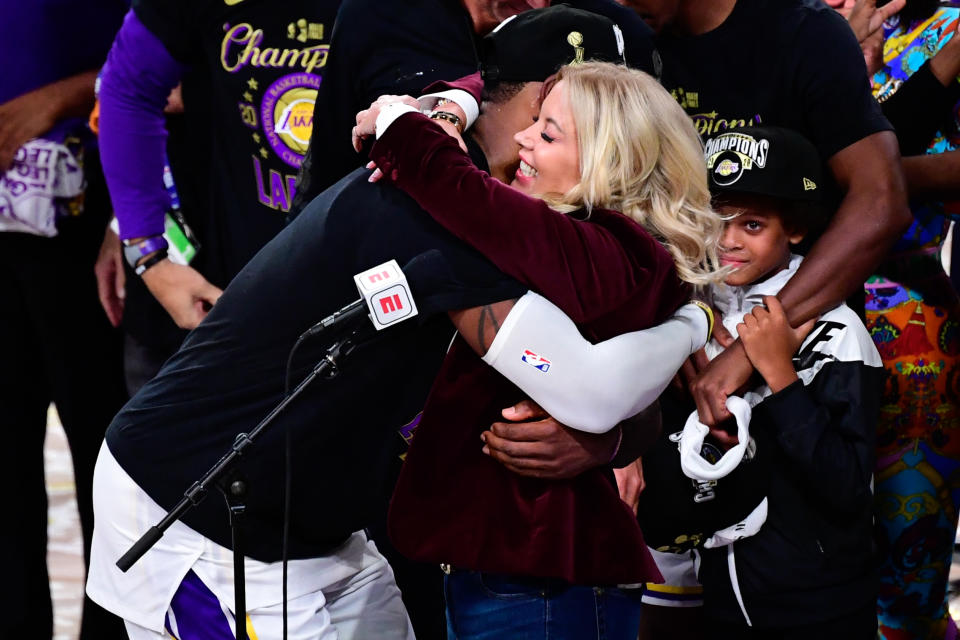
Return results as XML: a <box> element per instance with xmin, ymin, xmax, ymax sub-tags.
<box><xmin>656</xmin><ymin>0</ymin><xmax>890</xmax><ymax>160</ymax></box>
<box><xmin>291</xmin><ymin>0</ymin><xmax>479</xmax><ymax>215</ymax></box>
<box><xmin>567</xmin><ymin>0</ymin><xmax>660</xmax><ymax>76</ymax></box>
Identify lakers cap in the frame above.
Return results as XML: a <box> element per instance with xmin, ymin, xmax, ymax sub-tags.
<box><xmin>705</xmin><ymin>126</ymin><xmax>823</xmax><ymax>203</ymax></box>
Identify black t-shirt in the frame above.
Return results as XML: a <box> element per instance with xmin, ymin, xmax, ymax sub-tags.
<box><xmin>291</xmin><ymin>0</ymin><xmax>659</xmax><ymax>216</ymax></box>
<box><xmin>106</xmin><ymin>167</ymin><xmax>525</xmax><ymax>561</ymax></box>
<box><xmin>656</xmin><ymin>0</ymin><xmax>891</xmax><ymax>160</ymax></box>
<box><xmin>131</xmin><ymin>0</ymin><xmax>341</xmax><ymax>288</ymax></box>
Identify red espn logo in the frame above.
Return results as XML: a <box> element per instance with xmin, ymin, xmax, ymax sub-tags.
<box><xmin>379</xmin><ymin>294</ymin><xmax>404</xmax><ymax>314</ymax></box>
<box><xmin>367</xmin><ymin>270</ymin><xmax>391</xmax><ymax>284</ymax></box>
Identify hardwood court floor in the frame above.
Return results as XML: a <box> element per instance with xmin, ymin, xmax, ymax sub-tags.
<box><xmin>46</xmin><ymin>406</ymin><xmax>84</xmax><ymax>640</ymax></box>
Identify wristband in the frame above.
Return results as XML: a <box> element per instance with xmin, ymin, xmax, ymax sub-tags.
<box><xmin>428</xmin><ymin>110</ymin><xmax>464</xmax><ymax>133</ymax></box>
<box><xmin>123</xmin><ymin>235</ymin><xmax>169</xmax><ymax>269</ymax></box>
<box><xmin>134</xmin><ymin>250</ymin><xmax>168</xmax><ymax>276</ymax></box>
<box><xmin>690</xmin><ymin>300</ymin><xmax>715</xmax><ymax>343</ymax></box>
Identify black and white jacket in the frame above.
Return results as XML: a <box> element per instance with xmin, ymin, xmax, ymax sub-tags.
<box><xmin>698</xmin><ymin>255</ymin><xmax>883</xmax><ymax>628</ymax></box>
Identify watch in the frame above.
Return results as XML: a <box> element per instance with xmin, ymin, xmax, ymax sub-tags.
<box><xmin>123</xmin><ymin>235</ymin><xmax>169</xmax><ymax>269</ymax></box>
<box><xmin>428</xmin><ymin>110</ymin><xmax>464</xmax><ymax>133</ymax></box>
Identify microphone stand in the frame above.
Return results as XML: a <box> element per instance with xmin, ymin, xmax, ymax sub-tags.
<box><xmin>116</xmin><ymin>328</ymin><xmax>368</xmax><ymax>640</ymax></box>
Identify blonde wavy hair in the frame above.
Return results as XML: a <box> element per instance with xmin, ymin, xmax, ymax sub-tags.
<box><xmin>544</xmin><ymin>62</ymin><xmax>725</xmax><ymax>286</ymax></box>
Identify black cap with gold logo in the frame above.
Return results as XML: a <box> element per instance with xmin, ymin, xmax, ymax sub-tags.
<box><xmin>704</xmin><ymin>126</ymin><xmax>823</xmax><ymax>203</ymax></box>
<box><xmin>480</xmin><ymin>4</ymin><xmax>627</xmax><ymax>83</ymax></box>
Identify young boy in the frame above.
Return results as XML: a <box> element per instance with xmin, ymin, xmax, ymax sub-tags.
<box><xmin>639</xmin><ymin>126</ymin><xmax>883</xmax><ymax>639</ymax></box>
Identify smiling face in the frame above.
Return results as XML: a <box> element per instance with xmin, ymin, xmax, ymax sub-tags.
<box><xmin>717</xmin><ymin>194</ymin><xmax>805</xmax><ymax>287</ymax></box>
<box><xmin>510</xmin><ymin>80</ymin><xmax>581</xmax><ymax>198</ymax></box>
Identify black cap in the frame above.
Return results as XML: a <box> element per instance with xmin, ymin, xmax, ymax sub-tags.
<box><xmin>480</xmin><ymin>4</ymin><xmax>627</xmax><ymax>83</ymax></box>
<box><xmin>636</xmin><ymin>427</ymin><xmax>770</xmax><ymax>554</ymax></box>
<box><xmin>704</xmin><ymin>126</ymin><xmax>823</xmax><ymax>203</ymax></box>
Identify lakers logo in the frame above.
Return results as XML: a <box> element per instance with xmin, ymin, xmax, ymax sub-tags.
<box><xmin>704</xmin><ymin>132</ymin><xmax>769</xmax><ymax>187</ymax></box>
<box><xmin>715</xmin><ymin>159</ymin><xmax>740</xmax><ymax>177</ymax></box>
<box><xmin>261</xmin><ymin>73</ymin><xmax>322</xmax><ymax>167</ymax></box>
<box><xmin>274</xmin><ymin>87</ymin><xmax>315</xmax><ymax>151</ymax></box>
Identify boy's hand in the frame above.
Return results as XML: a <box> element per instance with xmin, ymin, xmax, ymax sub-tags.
<box><xmin>737</xmin><ymin>296</ymin><xmax>817</xmax><ymax>393</ymax></box>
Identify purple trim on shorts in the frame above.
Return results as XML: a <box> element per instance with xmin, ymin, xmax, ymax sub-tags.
<box><xmin>641</xmin><ymin>588</ymin><xmax>703</xmax><ymax>604</ymax></box>
<box><xmin>165</xmin><ymin>570</ymin><xmax>238</xmax><ymax>640</ymax></box>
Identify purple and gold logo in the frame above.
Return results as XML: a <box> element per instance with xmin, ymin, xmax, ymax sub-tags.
<box><xmin>261</xmin><ymin>73</ymin><xmax>321</xmax><ymax>167</ymax></box>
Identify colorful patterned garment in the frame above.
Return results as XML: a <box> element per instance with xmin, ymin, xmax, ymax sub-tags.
<box><xmin>868</xmin><ymin>8</ymin><xmax>960</xmax><ymax>639</ymax></box>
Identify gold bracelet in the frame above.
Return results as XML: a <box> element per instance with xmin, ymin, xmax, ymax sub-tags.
<box><xmin>690</xmin><ymin>300</ymin><xmax>715</xmax><ymax>343</ymax></box>
<box><xmin>428</xmin><ymin>110</ymin><xmax>464</xmax><ymax>133</ymax></box>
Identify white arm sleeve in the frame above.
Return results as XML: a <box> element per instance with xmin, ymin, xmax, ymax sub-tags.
<box><xmin>418</xmin><ymin>89</ymin><xmax>480</xmax><ymax>130</ymax></box>
<box><xmin>482</xmin><ymin>292</ymin><xmax>709</xmax><ymax>433</ymax></box>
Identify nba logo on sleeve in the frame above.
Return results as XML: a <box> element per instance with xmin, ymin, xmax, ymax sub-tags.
<box><xmin>521</xmin><ymin>349</ymin><xmax>551</xmax><ymax>372</ymax></box>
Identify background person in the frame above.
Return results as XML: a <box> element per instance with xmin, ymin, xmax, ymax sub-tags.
<box><xmin>863</xmin><ymin>4</ymin><xmax>960</xmax><ymax>638</ymax></box>
<box><xmin>0</xmin><ymin>1</ymin><xmax>128</xmax><ymax>637</ymax></box>
<box><xmin>95</xmin><ymin>0</ymin><xmax>341</xmax><ymax>389</ymax></box>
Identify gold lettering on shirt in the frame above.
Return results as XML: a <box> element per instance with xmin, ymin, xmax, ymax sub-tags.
<box><xmin>222</xmin><ymin>23</ymin><xmax>330</xmax><ymax>75</ymax></box>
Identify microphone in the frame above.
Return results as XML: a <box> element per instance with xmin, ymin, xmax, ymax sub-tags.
<box><xmin>353</xmin><ymin>259</ymin><xmax>419</xmax><ymax>330</ymax></box>
<box><xmin>303</xmin><ymin>258</ymin><xmax>420</xmax><ymax>341</ymax></box>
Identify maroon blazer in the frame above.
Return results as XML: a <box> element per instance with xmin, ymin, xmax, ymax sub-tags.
<box><xmin>371</xmin><ymin>113</ymin><xmax>688</xmax><ymax>585</ymax></box>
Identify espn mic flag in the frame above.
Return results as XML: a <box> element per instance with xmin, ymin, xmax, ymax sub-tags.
<box><xmin>353</xmin><ymin>259</ymin><xmax>419</xmax><ymax>330</ymax></box>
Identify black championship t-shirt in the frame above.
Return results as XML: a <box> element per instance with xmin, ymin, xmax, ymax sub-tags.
<box><xmin>106</xmin><ymin>167</ymin><xmax>525</xmax><ymax>561</ymax></box>
<box><xmin>656</xmin><ymin>0</ymin><xmax>891</xmax><ymax>160</ymax></box>
<box><xmin>132</xmin><ymin>0</ymin><xmax>340</xmax><ymax>287</ymax></box>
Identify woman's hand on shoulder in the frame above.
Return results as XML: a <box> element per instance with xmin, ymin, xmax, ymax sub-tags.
<box><xmin>352</xmin><ymin>94</ymin><xmax>420</xmax><ymax>152</ymax></box>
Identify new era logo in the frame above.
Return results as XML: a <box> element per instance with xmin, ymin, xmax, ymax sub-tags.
<box><xmin>803</xmin><ymin>177</ymin><xmax>817</xmax><ymax>191</ymax></box>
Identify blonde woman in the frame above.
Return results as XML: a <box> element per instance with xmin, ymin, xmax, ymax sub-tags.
<box><xmin>356</xmin><ymin>61</ymin><xmax>725</xmax><ymax>639</ymax></box>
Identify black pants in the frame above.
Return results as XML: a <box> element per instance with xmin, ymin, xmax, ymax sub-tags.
<box><xmin>0</xmin><ymin>218</ymin><xmax>127</xmax><ymax>639</ymax></box>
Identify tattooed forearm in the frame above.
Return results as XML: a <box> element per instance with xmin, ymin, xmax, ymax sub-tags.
<box><xmin>448</xmin><ymin>298</ymin><xmax>518</xmax><ymax>357</ymax></box>
<box><xmin>477</xmin><ymin>304</ymin><xmax>502</xmax><ymax>353</ymax></box>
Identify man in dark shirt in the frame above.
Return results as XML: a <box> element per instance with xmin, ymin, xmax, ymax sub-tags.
<box><xmin>87</xmin><ymin>9</ymin><xmax>637</xmax><ymax>638</ymax></box>
<box><xmin>617</xmin><ymin>0</ymin><xmax>910</xmax><ymax>430</ymax></box>
<box><xmin>95</xmin><ymin>0</ymin><xmax>342</xmax><ymax>394</ymax></box>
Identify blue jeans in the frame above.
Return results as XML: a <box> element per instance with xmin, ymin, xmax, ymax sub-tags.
<box><xmin>444</xmin><ymin>571</ymin><xmax>644</xmax><ymax>639</ymax></box>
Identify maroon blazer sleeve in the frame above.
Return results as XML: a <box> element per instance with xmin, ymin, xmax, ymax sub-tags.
<box><xmin>370</xmin><ymin>111</ymin><xmax>673</xmax><ymax>325</ymax></box>
<box><xmin>422</xmin><ymin>71</ymin><xmax>482</xmax><ymax>104</ymax></box>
